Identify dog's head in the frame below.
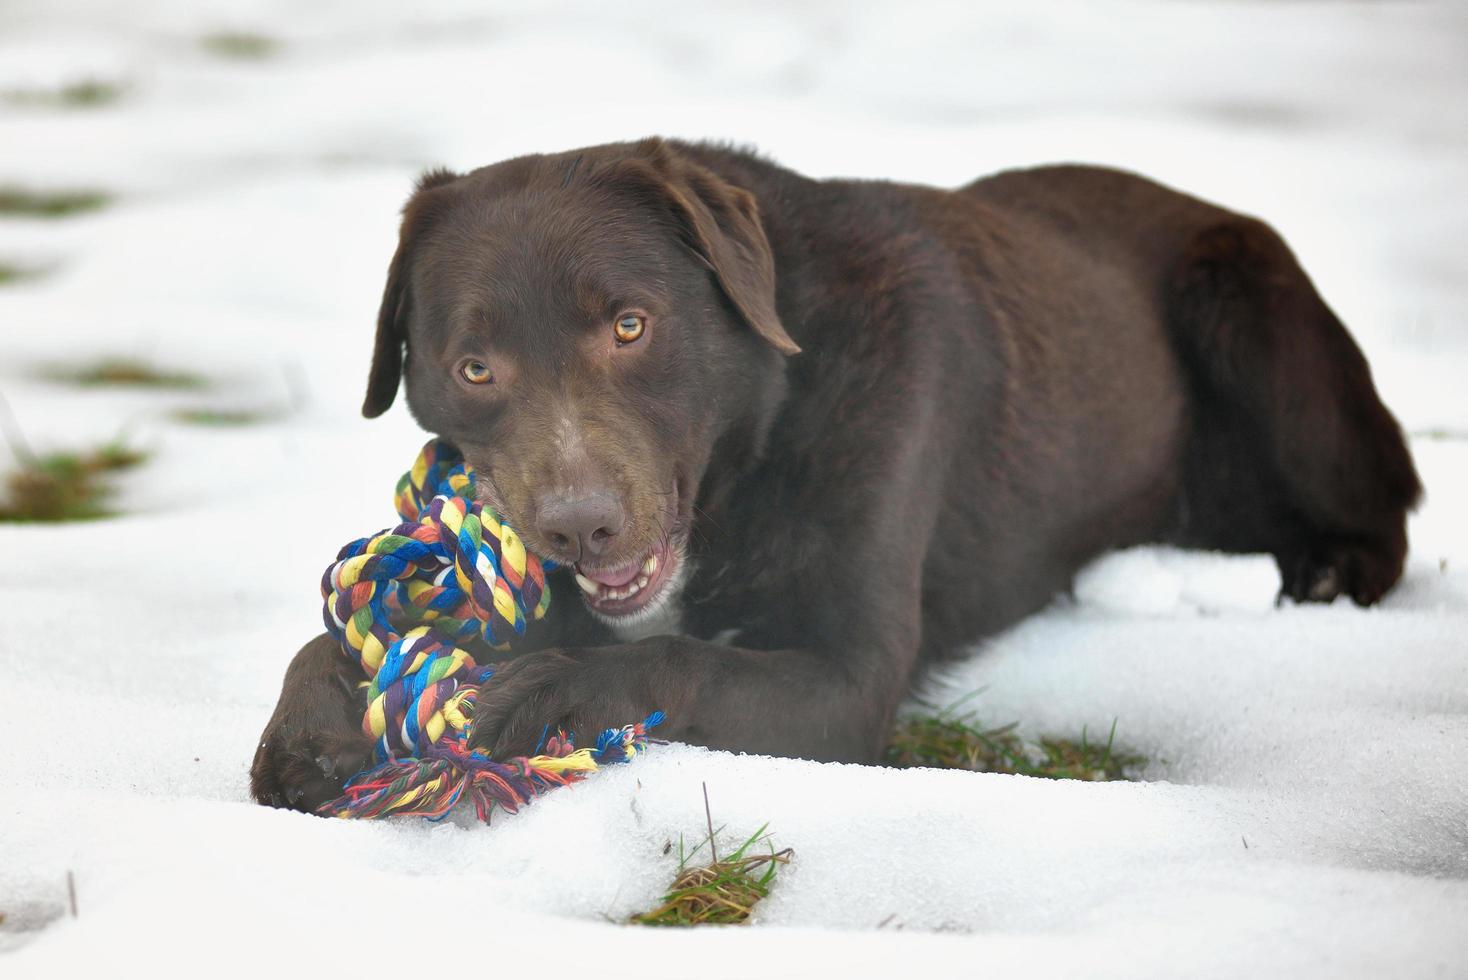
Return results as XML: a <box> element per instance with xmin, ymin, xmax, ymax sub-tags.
<box><xmin>363</xmin><ymin>139</ymin><xmax>798</xmax><ymax>628</ymax></box>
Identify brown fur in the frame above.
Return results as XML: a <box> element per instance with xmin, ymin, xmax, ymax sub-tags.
<box><xmin>252</xmin><ymin>139</ymin><xmax>1420</xmax><ymax>812</ymax></box>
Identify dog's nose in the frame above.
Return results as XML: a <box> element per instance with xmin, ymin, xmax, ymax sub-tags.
<box><xmin>535</xmin><ymin>491</ymin><xmax>624</xmax><ymax>561</ymax></box>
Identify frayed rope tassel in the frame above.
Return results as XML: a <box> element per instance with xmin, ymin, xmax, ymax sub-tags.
<box><xmin>315</xmin><ymin>439</ymin><xmax>664</xmax><ymax>821</ymax></box>
<box><xmin>321</xmin><ymin>699</ymin><xmax>664</xmax><ymax>821</ymax></box>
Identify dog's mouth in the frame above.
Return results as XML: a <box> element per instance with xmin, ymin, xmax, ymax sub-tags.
<box><xmin>572</xmin><ymin>537</ymin><xmax>681</xmax><ymax>618</ymax></box>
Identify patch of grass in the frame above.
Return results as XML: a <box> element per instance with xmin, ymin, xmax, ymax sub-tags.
<box><xmin>45</xmin><ymin>358</ymin><xmax>206</xmax><ymax>390</ymax></box>
<box><xmin>630</xmin><ymin>785</ymin><xmax>792</xmax><ymax>927</ymax></box>
<box><xmin>57</xmin><ymin>78</ymin><xmax>123</xmax><ymax>107</ymax></box>
<box><xmin>200</xmin><ymin>31</ymin><xmax>280</xmax><ymax>60</ymax></box>
<box><xmin>0</xmin><ymin>262</ymin><xmax>42</xmax><ymax>286</ymax></box>
<box><xmin>1411</xmin><ymin>427</ymin><xmax>1467</xmax><ymax>442</ymax></box>
<box><xmin>631</xmin><ymin>825</ymin><xmax>793</xmax><ymax>926</ymax></box>
<box><xmin>2</xmin><ymin>78</ymin><xmax>126</xmax><ymax>109</ymax></box>
<box><xmin>0</xmin><ymin>441</ymin><xmax>147</xmax><ymax>523</ymax></box>
<box><xmin>171</xmin><ymin>407</ymin><xmax>268</xmax><ymax>427</ymax></box>
<box><xmin>0</xmin><ymin>187</ymin><xmax>110</xmax><ymax>219</ymax></box>
<box><xmin>887</xmin><ymin>693</ymin><xmax>1144</xmax><ymax>781</ymax></box>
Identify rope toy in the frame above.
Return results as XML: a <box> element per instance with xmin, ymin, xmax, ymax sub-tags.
<box><xmin>317</xmin><ymin>438</ymin><xmax>662</xmax><ymax>820</ymax></box>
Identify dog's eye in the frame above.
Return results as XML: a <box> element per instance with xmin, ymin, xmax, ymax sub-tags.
<box><xmin>459</xmin><ymin>359</ymin><xmax>493</xmax><ymax>384</ymax></box>
<box><xmin>613</xmin><ymin>314</ymin><xmax>646</xmax><ymax>345</ymax></box>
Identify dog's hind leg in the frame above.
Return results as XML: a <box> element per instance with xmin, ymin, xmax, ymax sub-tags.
<box><xmin>1164</xmin><ymin>217</ymin><xmax>1422</xmax><ymax>605</ymax></box>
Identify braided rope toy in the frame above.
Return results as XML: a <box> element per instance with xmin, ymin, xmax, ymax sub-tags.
<box><xmin>317</xmin><ymin>439</ymin><xmax>662</xmax><ymax>820</ymax></box>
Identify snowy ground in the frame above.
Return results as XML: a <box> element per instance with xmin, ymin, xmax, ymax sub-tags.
<box><xmin>1</xmin><ymin>1</ymin><xmax>1466</xmax><ymax>976</ymax></box>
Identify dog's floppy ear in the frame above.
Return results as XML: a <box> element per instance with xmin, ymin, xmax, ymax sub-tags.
<box><xmin>621</xmin><ymin>141</ymin><xmax>800</xmax><ymax>356</ymax></box>
<box><xmin>363</xmin><ymin>168</ymin><xmax>460</xmax><ymax>418</ymax></box>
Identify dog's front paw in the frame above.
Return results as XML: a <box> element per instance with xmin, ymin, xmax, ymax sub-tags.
<box><xmin>467</xmin><ymin>649</ymin><xmax>656</xmax><ymax>761</ymax></box>
<box><xmin>250</xmin><ymin>634</ymin><xmax>373</xmax><ymax>814</ymax></box>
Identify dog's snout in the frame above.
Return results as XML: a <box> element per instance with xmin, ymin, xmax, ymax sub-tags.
<box><xmin>535</xmin><ymin>491</ymin><xmax>625</xmax><ymax>561</ymax></box>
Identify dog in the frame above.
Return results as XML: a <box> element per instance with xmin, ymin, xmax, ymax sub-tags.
<box><xmin>251</xmin><ymin>138</ymin><xmax>1421</xmax><ymax>811</ymax></box>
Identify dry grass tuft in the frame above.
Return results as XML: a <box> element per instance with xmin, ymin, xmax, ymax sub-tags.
<box><xmin>0</xmin><ymin>442</ymin><xmax>147</xmax><ymax>522</ymax></box>
<box><xmin>631</xmin><ymin>784</ymin><xmax>792</xmax><ymax>927</ymax></box>
<box><xmin>171</xmin><ymin>407</ymin><xmax>269</xmax><ymax>427</ymax></box>
<box><xmin>0</xmin><ymin>187</ymin><xmax>110</xmax><ymax>218</ymax></box>
<box><xmin>0</xmin><ymin>262</ymin><xmax>38</xmax><ymax>285</ymax></box>
<box><xmin>2</xmin><ymin>79</ymin><xmax>125</xmax><ymax>109</ymax></box>
<box><xmin>44</xmin><ymin>357</ymin><xmax>205</xmax><ymax>390</ymax></box>
<box><xmin>631</xmin><ymin>826</ymin><xmax>793</xmax><ymax>927</ymax></box>
<box><xmin>201</xmin><ymin>32</ymin><xmax>280</xmax><ymax>60</ymax></box>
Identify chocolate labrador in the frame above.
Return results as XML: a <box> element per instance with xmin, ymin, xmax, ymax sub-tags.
<box><xmin>251</xmin><ymin>138</ymin><xmax>1420</xmax><ymax>811</ymax></box>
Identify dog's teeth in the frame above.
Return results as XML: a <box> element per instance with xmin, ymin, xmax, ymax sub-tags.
<box><xmin>644</xmin><ymin>554</ymin><xmax>659</xmax><ymax>575</ymax></box>
<box><xmin>635</xmin><ymin>575</ymin><xmax>649</xmax><ymax>589</ymax></box>
<box><xmin>575</xmin><ymin>573</ymin><xmax>600</xmax><ymax>596</ymax></box>
<box><xmin>626</xmin><ymin>579</ymin><xmax>642</xmax><ymax>595</ymax></box>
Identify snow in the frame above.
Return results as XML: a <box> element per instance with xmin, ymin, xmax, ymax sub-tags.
<box><xmin>2</xmin><ymin>1</ymin><xmax>1466</xmax><ymax>976</ymax></box>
